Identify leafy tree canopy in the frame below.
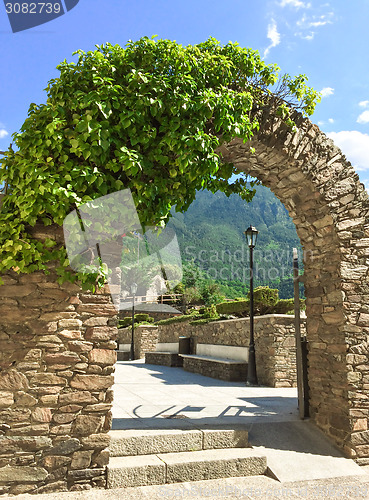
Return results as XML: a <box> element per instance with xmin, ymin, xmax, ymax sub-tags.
<box><xmin>0</xmin><ymin>36</ymin><xmax>320</xmax><ymax>288</ymax></box>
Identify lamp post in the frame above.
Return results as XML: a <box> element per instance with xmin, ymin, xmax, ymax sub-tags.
<box><xmin>244</xmin><ymin>225</ymin><xmax>258</xmax><ymax>386</ymax></box>
<box><xmin>130</xmin><ymin>282</ymin><xmax>137</xmax><ymax>361</ymax></box>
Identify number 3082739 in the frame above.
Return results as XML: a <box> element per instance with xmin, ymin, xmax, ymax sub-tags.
<box><xmin>5</xmin><ymin>3</ymin><xmax>62</xmax><ymax>14</ymax></box>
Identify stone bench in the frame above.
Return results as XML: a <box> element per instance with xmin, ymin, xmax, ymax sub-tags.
<box><xmin>180</xmin><ymin>344</ymin><xmax>248</xmax><ymax>382</ymax></box>
<box><xmin>117</xmin><ymin>343</ymin><xmax>130</xmax><ymax>361</ymax></box>
<box><xmin>145</xmin><ymin>342</ymin><xmax>183</xmax><ymax>367</ymax></box>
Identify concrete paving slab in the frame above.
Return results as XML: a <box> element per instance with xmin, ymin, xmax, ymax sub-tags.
<box><xmin>108</xmin><ymin>360</ymin><xmax>369</xmax><ymax>488</ymax></box>
<box><xmin>248</xmin><ymin>420</ymin><xmax>366</xmax><ymax>482</ymax></box>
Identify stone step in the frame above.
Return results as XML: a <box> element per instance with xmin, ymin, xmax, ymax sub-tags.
<box><xmin>109</xmin><ymin>428</ymin><xmax>249</xmax><ymax>457</ymax></box>
<box><xmin>107</xmin><ymin>448</ymin><xmax>267</xmax><ymax>488</ymax></box>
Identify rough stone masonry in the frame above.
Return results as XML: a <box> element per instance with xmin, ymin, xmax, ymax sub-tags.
<box><xmin>0</xmin><ymin>224</ymin><xmax>118</xmax><ymax>495</ymax></box>
<box><xmin>0</xmin><ymin>106</ymin><xmax>369</xmax><ymax>494</ymax></box>
<box><xmin>220</xmin><ymin>106</ymin><xmax>369</xmax><ymax>463</ymax></box>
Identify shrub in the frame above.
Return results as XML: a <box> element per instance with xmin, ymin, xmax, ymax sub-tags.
<box><xmin>200</xmin><ymin>282</ymin><xmax>225</xmax><ymax>306</ymax></box>
<box><xmin>202</xmin><ymin>304</ymin><xmax>219</xmax><ymax>319</ymax></box>
<box><xmin>135</xmin><ymin>313</ymin><xmax>150</xmax><ymax>323</ymax></box>
<box><xmin>216</xmin><ymin>300</ymin><xmax>250</xmax><ymax>316</ymax></box>
<box><xmin>119</xmin><ymin>313</ymin><xmax>155</xmax><ymax>328</ymax></box>
<box><xmin>251</xmin><ymin>286</ymin><xmax>279</xmax><ymax>313</ymax></box>
<box><xmin>183</xmin><ymin>287</ymin><xmax>203</xmax><ymax>305</ymax></box>
<box><xmin>215</xmin><ymin>287</ymin><xmax>304</xmax><ymax>318</ymax></box>
<box><xmin>118</xmin><ymin>317</ymin><xmax>132</xmax><ymax>328</ymax></box>
<box><xmin>273</xmin><ymin>299</ymin><xmax>294</xmax><ymax>314</ymax></box>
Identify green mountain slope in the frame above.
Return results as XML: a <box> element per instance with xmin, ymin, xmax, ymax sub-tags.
<box><xmin>167</xmin><ymin>185</ymin><xmax>304</xmax><ymax>299</ymax></box>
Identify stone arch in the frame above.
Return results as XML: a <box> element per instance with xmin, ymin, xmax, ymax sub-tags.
<box><xmin>219</xmin><ymin>109</ymin><xmax>369</xmax><ymax>460</ymax></box>
<box><xmin>1</xmin><ymin>109</ymin><xmax>369</xmax><ymax>493</ymax></box>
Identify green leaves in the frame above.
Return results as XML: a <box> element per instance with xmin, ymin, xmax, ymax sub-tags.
<box><xmin>0</xmin><ymin>36</ymin><xmax>320</xmax><ymax>289</ymax></box>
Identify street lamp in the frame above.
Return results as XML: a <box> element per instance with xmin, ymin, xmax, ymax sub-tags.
<box><xmin>130</xmin><ymin>282</ymin><xmax>137</xmax><ymax>361</ymax></box>
<box><xmin>244</xmin><ymin>225</ymin><xmax>258</xmax><ymax>386</ymax></box>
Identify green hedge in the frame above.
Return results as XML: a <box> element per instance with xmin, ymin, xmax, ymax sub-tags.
<box><xmin>119</xmin><ymin>313</ymin><xmax>154</xmax><ymax>328</ymax></box>
<box><xmin>216</xmin><ymin>300</ymin><xmax>249</xmax><ymax>315</ymax></box>
<box><xmin>135</xmin><ymin>313</ymin><xmax>151</xmax><ymax>323</ymax></box>
<box><xmin>216</xmin><ymin>287</ymin><xmax>304</xmax><ymax>317</ymax></box>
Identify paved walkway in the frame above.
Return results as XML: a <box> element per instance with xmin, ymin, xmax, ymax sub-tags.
<box><xmin>9</xmin><ymin>360</ymin><xmax>369</xmax><ymax>499</ymax></box>
<box><xmin>112</xmin><ymin>360</ymin><xmax>300</xmax><ymax>429</ymax></box>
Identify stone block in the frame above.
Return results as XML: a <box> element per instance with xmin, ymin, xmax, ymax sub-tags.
<box><xmin>30</xmin><ymin>374</ymin><xmax>66</xmax><ymax>386</ymax></box>
<box><xmin>85</xmin><ymin>326</ymin><xmax>117</xmax><ymax>341</ymax></box>
<box><xmin>0</xmin><ymin>370</ymin><xmax>29</xmax><ymax>390</ymax></box>
<box><xmin>44</xmin><ymin>352</ymin><xmax>80</xmax><ymax>365</ymax></box>
<box><xmin>0</xmin><ymin>436</ymin><xmax>52</xmax><ymax>453</ymax></box>
<box><xmin>58</xmin><ymin>330</ymin><xmax>82</xmax><ymax>340</ymax></box>
<box><xmin>162</xmin><ymin>448</ymin><xmax>267</xmax><ymax>483</ymax></box>
<box><xmin>58</xmin><ymin>319</ymin><xmax>83</xmax><ymax>329</ymax></box>
<box><xmin>202</xmin><ymin>429</ymin><xmax>249</xmax><ymax>450</ymax></box>
<box><xmin>58</xmin><ymin>391</ymin><xmax>98</xmax><ymax>405</ymax></box>
<box><xmin>0</xmin><ymin>465</ymin><xmax>48</xmax><ymax>482</ymax></box>
<box><xmin>48</xmin><ymin>438</ymin><xmax>81</xmax><ymax>456</ymax></box>
<box><xmin>32</xmin><ymin>407</ymin><xmax>52</xmax><ymax>423</ymax></box>
<box><xmin>107</xmin><ymin>455</ymin><xmax>165</xmax><ymax>488</ymax></box>
<box><xmin>0</xmin><ymin>391</ymin><xmax>14</xmax><ymax>407</ymax></box>
<box><xmin>72</xmin><ymin>415</ymin><xmax>104</xmax><ymax>436</ymax></box>
<box><xmin>81</xmin><ymin>433</ymin><xmax>110</xmax><ymax>450</ymax></box>
<box><xmin>70</xmin><ymin>450</ymin><xmax>93</xmax><ymax>470</ymax></box>
<box><xmin>358</xmin><ymin>313</ymin><xmax>369</xmax><ymax>326</ymax></box>
<box><xmin>92</xmin><ymin>449</ymin><xmax>109</xmax><ymax>467</ymax></box>
<box><xmin>42</xmin><ymin>456</ymin><xmax>71</xmax><ymax>470</ymax></box>
<box><xmin>109</xmin><ymin>429</ymin><xmax>202</xmax><ymax>457</ymax></box>
<box><xmin>88</xmin><ymin>349</ymin><xmax>117</xmax><ymax>365</ymax></box>
<box><xmin>70</xmin><ymin>374</ymin><xmax>114</xmax><ymax>390</ymax></box>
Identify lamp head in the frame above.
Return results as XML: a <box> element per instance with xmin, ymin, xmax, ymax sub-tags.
<box><xmin>244</xmin><ymin>225</ymin><xmax>258</xmax><ymax>248</ymax></box>
<box><xmin>131</xmin><ymin>282</ymin><xmax>138</xmax><ymax>295</ymax></box>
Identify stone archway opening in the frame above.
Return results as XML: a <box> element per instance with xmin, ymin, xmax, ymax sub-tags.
<box><xmin>1</xmin><ymin>107</ymin><xmax>369</xmax><ymax>494</ymax></box>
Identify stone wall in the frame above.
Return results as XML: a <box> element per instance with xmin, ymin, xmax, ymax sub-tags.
<box><xmin>157</xmin><ymin>315</ymin><xmax>306</xmax><ymax>387</ymax></box>
<box><xmin>118</xmin><ymin>325</ymin><xmax>159</xmax><ymax>360</ymax></box>
<box><xmin>0</xmin><ymin>264</ymin><xmax>117</xmax><ymax>495</ymax></box>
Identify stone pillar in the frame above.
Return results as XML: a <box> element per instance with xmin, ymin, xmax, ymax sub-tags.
<box><xmin>0</xmin><ymin>265</ymin><xmax>117</xmax><ymax>494</ymax></box>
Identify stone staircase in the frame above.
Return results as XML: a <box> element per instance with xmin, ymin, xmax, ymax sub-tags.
<box><xmin>107</xmin><ymin>428</ymin><xmax>268</xmax><ymax>488</ymax></box>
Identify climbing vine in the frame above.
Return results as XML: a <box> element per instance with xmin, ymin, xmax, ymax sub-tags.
<box><xmin>0</xmin><ymin>36</ymin><xmax>320</xmax><ymax>289</ymax></box>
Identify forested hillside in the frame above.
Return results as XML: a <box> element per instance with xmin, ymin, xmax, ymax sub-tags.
<box><xmin>167</xmin><ymin>184</ymin><xmax>304</xmax><ymax>299</ymax></box>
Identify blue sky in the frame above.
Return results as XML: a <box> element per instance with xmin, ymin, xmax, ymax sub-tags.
<box><xmin>1</xmin><ymin>0</ymin><xmax>369</xmax><ymax>188</ymax></box>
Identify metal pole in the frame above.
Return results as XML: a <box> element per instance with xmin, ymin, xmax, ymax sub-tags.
<box><xmin>293</xmin><ymin>248</ymin><xmax>305</xmax><ymax>418</ymax></box>
<box><xmin>247</xmin><ymin>244</ymin><xmax>258</xmax><ymax>385</ymax></box>
<box><xmin>130</xmin><ymin>293</ymin><xmax>135</xmax><ymax>360</ymax></box>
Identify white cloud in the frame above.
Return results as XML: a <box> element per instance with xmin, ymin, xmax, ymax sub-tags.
<box><xmin>280</xmin><ymin>0</ymin><xmax>310</xmax><ymax>8</ymax></box>
<box><xmin>309</xmin><ymin>20</ymin><xmax>329</xmax><ymax>27</ymax></box>
<box><xmin>295</xmin><ymin>11</ymin><xmax>334</xmax><ymax>39</ymax></box>
<box><xmin>327</xmin><ymin>131</ymin><xmax>369</xmax><ymax>173</ymax></box>
<box><xmin>328</xmin><ymin>118</ymin><xmax>334</xmax><ymax>124</ymax></box>
<box><xmin>357</xmin><ymin>110</ymin><xmax>369</xmax><ymax>124</ymax></box>
<box><xmin>359</xmin><ymin>100</ymin><xmax>369</xmax><ymax>108</ymax></box>
<box><xmin>263</xmin><ymin>20</ymin><xmax>281</xmax><ymax>58</ymax></box>
<box><xmin>320</xmin><ymin>87</ymin><xmax>334</xmax><ymax>98</ymax></box>
<box><xmin>301</xmin><ymin>32</ymin><xmax>315</xmax><ymax>40</ymax></box>
<box><xmin>0</xmin><ymin>129</ymin><xmax>8</xmax><ymax>139</ymax></box>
